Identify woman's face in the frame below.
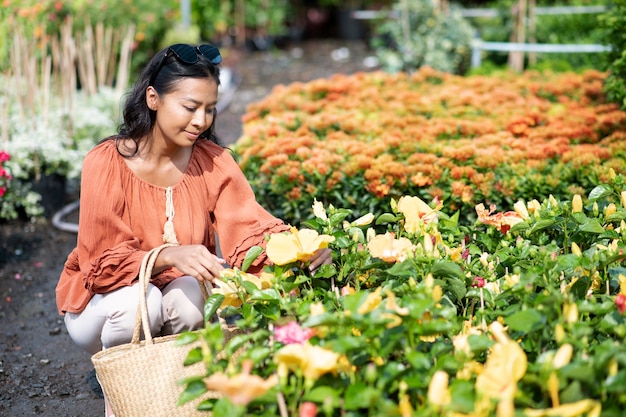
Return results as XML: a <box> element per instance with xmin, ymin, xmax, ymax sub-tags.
<box><xmin>148</xmin><ymin>77</ymin><xmax>219</xmax><ymax>147</ymax></box>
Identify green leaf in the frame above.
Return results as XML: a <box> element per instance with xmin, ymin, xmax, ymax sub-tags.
<box><xmin>204</xmin><ymin>294</ymin><xmax>225</xmax><ymax>322</ymax></box>
<box><xmin>387</xmin><ymin>260</ymin><xmax>417</xmax><ymax>277</ymax></box>
<box><xmin>241</xmin><ymin>280</ymin><xmax>260</xmax><ymax>294</ymax></box>
<box><xmin>528</xmin><ymin>219</ymin><xmax>556</xmax><ymax>235</ymax></box>
<box><xmin>504</xmin><ymin>308</ymin><xmax>545</xmax><ymax>332</ymax></box>
<box><xmin>343</xmin><ymin>383</ymin><xmax>380</xmax><ymax>410</ymax></box>
<box><xmin>241</xmin><ymin>246</ymin><xmax>264</xmax><ymax>272</ymax></box>
<box><xmin>177</xmin><ymin>379</ymin><xmax>206</xmax><ymax>405</ymax></box>
<box><xmin>467</xmin><ymin>334</ymin><xmax>494</xmax><ymax>354</ymax></box>
<box><xmin>306</xmin><ymin>386</ymin><xmax>340</xmax><ymax>407</ymax></box>
<box><xmin>176</xmin><ymin>331</ymin><xmax>200</xmax><ymax>346</ymax></box>
<box><xmin>578</xmin><ymin>218</ymin><xmax>606</xmax><ymax>234</ymax></box>
<box><xmin>376</xmin><ymin>213</ymin><xmax>400</xmax><ymax>224</ymax></box>
<box><xmin>588</xmin><ymin>184</ymin><xmax>613</xmax><ymax>201</ymax></box>
<box><xmin>430</xmin><ymin>261</ymin><xmax>465</xmax><ymax>280</ymax></box>
<box><xmin>329</xmin><ymin>211</ymin><xmax>351</xmax><ymax>224</ymax></box>
<box><xmin>249</xmin><ymin>288</ymin><xmax>281</xmax><ymax>301</ymax></box>
<box><xmin>183</xmin><ymin>346</ymin><xmax>203</xmax><ymax>366</ymax></box>
<box><xmin>445</xmin><ymin>277</ymin><xmax>467</xmax><ymax>301</ymax></box>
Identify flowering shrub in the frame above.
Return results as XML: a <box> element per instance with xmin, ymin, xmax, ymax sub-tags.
<box><xmin>234</xmin><ymin>67</ymin><xmax>626</xmax><ymax>225</ymax></box>
<box><xmin>0</xmin><ymin>150</ymin><xmax>44</xmax><ymax>220</ymax></box>
<box><xmin>0</xmin><ymin>151</ymin><xmax>10</xmax><ymax>198</ymax></box>
<box><xmin>178</xmin><ymin>172</ymin><xmax>626</xmax><ymax>416</ymax></box>
<box><xmin>0</xmin><ymin>86</ymin><xmax>120</xmax><ymax>220</ymax></box>
<box><xmin>0</xmin><ymin>0</ymin><xmax>179</xmax><ymax>72</ymax></box>
<box><xmin>371</xmin><ymin>0</ymin><xmax>474</xmax><ymax>74</ymax></box>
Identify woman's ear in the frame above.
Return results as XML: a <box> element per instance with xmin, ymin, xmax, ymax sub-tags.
<box><xmin>146</xmin><ymin>86</ymin><xmax>159</xmax><ymax>111</ymax></box>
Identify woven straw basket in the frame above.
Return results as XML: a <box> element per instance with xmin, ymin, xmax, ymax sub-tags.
<box><xmin>91</xmin><ymin>245</ymin><xmax>227</xmax><ymax>417</ymax></box>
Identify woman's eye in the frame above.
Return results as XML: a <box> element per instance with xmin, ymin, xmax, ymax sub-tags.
<box><xmin>184</xmin><ymin>106</ymin><xmax>196</xmax><ymax>112</ymax></box>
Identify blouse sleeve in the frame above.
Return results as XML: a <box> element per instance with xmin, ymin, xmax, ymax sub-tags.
<box><xmin>208</xmin><ymin>147</ymin><xmax>289</xmax><ymax>273</ymax></box>
<box><xmin>77</xmin><ymin>143</ymin><xmax>146</xmax><ymax>293</ymax></box>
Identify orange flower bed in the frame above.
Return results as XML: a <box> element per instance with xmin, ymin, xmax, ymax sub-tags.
<box><xmin>234</xmin><ymin>67</ymin><xmax>626</xmax><ymax>222</ymax></box>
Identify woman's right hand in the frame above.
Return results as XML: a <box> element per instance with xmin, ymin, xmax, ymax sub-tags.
<box><xmin>156</xmin><ymin>245</ymin><xmax>226</xmax><ymax>283</ymax></box>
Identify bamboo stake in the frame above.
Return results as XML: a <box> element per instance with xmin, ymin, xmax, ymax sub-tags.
<box><xmin>106</xmin><ymin>28</ymin><xmax>120</xmax><ymax>87</ymax></box>
<box><xmin>528</xmin><ymin>0</ymin><xmax>536</xmax><ymax>66</ymax></box>
<box><xmin>508</xmin><ymin>0</ymin><xmax>527</xmax><ymax>72</ymax></box>
<box><xmin>79</xmin><ymin>19</ymin><xmax>97</xmax><ymax>95</ymax></box>
<box><xmin>42</xmin><ymin>55</ymin><xmax>51</xmax><ymax>129</ymax></box>
<box><xmin>1</xmin><ymin>74</ymin><xmax>9</xmax><ymax>144</ymax></box>
<box><xmin>10</xmin><ymin>32</ymin><xmax>26</xmax><ymax>127</ymax></box>
<box><xmin>40</xmin><ymin>25</ymin><xmax>51</xmax><ymax>129</ymax></box>
<box><xmin>115</xmin><ymin>24</ymin><xmax>135</xmax><ymax>97</ymax></box>
<box><xmin>95</xmin><ymin>21</ymin><xmax>106</xmax><ymax>88</ymax></box>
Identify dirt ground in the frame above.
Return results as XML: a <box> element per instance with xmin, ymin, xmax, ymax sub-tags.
<box><xmin>0</xmin><ymin>38</ymin><xmax>378</xmax><ymax>416</ymax></box>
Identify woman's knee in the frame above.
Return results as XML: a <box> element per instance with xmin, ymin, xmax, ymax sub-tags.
<box><xmin>161</xmin><ymin>276</ymin><xmax>204</xmax><ymax>333</ymax></box>
<box><xmin>101</xmin><ymin>284</ymin><xmax>164</xmax><ymax>348</ymax></box>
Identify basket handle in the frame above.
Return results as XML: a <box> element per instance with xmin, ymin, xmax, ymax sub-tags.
<box><xmin>131</xmin><ymin>244</ymin><xmax>213</xmax><ymax>345</ymax></box>
<box><xmin>131</xmin><ymin>244</ymin><xmax>176</xmax><ymax>345</ymax></box>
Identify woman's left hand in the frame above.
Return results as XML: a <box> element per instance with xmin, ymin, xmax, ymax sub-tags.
<box><xmin>308</xmin><ymin>248</ymin><xmax>332</xmax><ymax>273</ymax></box>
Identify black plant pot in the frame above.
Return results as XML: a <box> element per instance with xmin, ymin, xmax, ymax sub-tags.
<box><xmin>31</xmin><ymin>173</ymin><xmax>67</xmax><ymax>218</ymax></box>
<box><xmin>337</xmin><ymin>8</ymin><xmax>366</xmax><ymax>40</ymax></box>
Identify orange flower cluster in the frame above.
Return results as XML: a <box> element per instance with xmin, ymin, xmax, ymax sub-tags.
<box><xmin>235</xmin><ymin>68</ymin><xmax>626</xmax><ymax>213</ymax></box>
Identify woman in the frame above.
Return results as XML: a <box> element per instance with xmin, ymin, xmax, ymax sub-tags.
<box><xmin>55</xmin><ymin>43</ymin><xmax>330</xmax><ymax>416</ymax></box>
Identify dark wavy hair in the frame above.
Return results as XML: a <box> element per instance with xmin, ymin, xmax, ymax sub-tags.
<box><xmin>111</xmin><ymin>45</ymin><xmax>222</xmax><ymax>157</ymax></box>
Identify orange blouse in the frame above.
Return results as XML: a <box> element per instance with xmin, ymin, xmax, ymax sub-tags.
<box><xmin>55</xmin><ymin>139</ymin><xmax>288</xmax><ymax>314</ymax></box>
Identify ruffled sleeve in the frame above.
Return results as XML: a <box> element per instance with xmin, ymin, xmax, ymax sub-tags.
<box><xmin>198</xmin><ymin>142</ymin><xmax>289</xmax><ymax>274</ymax></box>
<box><xmin>56</xmin><ymin>141</ymin><xmax>148</xmax><ymax>314</ymax></box>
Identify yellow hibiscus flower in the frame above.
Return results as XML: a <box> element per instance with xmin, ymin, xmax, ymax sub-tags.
<box><xmin>212</xmin><ymin>269</ymin><xmax>271</xmax><ymax>308</ymax></box>
<box><xmin>274</xmin><ymin>342</ymin><xmax>339</xmax><ymax>384</ymax></box>
<box><xmin>204</xmin><ymin>360</ymin><xmax>278</xmax><ymax>406</ymax></box>
<box><xmin>475</xmin><ymin>322</ymin><xmax>527</xmax><ymax>417</ymax></box>
<box><xmin>367</xmin><ymin>232</ymin><xmax>415</xmax><ymax>263</ymax></box>
<box><xmin>397</xmin><ymin>195</ymin><xmax>441</xmax><ymax>234</ymax></box>
<box><xmin>266</xmin><ymin>226</ymin><xmax>334</xmax><ymax>265</ymax></box>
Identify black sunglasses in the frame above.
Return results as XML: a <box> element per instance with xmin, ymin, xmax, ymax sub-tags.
<box><xmin>149</xmin><ymin>43</ymin><xmax>222</xmax><ymax>86</ymax></box>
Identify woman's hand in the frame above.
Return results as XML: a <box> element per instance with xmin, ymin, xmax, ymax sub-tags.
<box><xmin>156</xmin><ymin>245</ymin><xmax>225</xmax><ymax>283</ymax></box>
<box><xmin>308</xmin><ymin>248</ymin><xmax>333</xmax><ymax>273</ymax></box>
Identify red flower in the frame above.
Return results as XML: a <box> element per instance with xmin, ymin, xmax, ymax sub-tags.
<box><xmin>299</xmin><ymin>401</ymin><xmax>318</xmax><ymax>417</ymax></box>
<box><xmin>472</xmin><ymin>277</ymin><xmax>485</xmax><ymax>288</ymax></box>
<box><xmin>616</xmin><ymin>294</ymin><xmax>626</xmax><ymax>314</ymax></box>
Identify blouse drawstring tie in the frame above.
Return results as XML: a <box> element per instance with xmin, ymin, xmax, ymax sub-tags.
<box><xmin>162</xmin><ymin>187</ymin><xmax>179</xmax><ymax>244</ymax></box>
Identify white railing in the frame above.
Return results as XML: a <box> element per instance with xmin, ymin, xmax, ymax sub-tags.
<box><xmin>351</xmin><ymin>5</ymin><xmax>610</xmax><ymax>69</ymax></box>
<box><xmin>470</xmin><ymin>40</ymin><xmax>611</xmax><ymax>68</ymax></box>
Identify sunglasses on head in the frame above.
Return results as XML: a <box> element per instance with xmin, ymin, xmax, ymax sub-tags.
<box><xmin>149</xmin><ymin>43</ymin><xmax>222</xmax><ymax>86</ymax></box>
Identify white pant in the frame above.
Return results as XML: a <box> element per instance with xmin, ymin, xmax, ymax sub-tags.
<box><xmin>64</xmin><ymin>275</ymin><xmax>204</xmax><ymax>354</ymax></box>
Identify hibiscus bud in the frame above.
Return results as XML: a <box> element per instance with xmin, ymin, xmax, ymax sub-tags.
<box><xmin>563</xmin><ymin>303</ymin><xmax>578</xmax><ymax>324</ymax></box>
<box><xmin>353</xmin><ymin>213</ymin><xmax>375</xmax><ymax>227</ymax></box>
<box><xmin>341</xmin><ymin>285</ymin><xmax>355</xmax><ymax>296</ymax></box>
<box><xmin>616</xmin><ymin>294</ymin><xmax>626</xmax><ymax>314</ymax></box>
<box><xmin>605</xmin><ymin>203</ymin><xmax>617</xmax><ymax>218</ymax></box>
<box><xmin>365</xmin><ymin>363</ymin><xmax>378</xmax><ymax>383</ymax></box>
<box><xmin>593</xmin><ymin>202</ymin><xmax>599</xmax><ymax>217</ymax></box>
<box><xmin>513</xmin><ymin>200</ymin><xmax>529</xmax><ymax>219</ymax></box>
<box><xmin>571</xmin><ymin>242</ymin><xmax>582</xmax><ymax>257</ymax></box>
<box><xmin>549</xmin><ymin>194</ymin><xmax>559</xmax><ymax>208</ymax></box>
<box><xmin>554</xmin><ymin>323</ymin><xmax>565</xmax><ymax>343</ymax></box>
<box><xmin>427</xmin><ymin>371</ymin><xmax>451</xmax><ymax>406</ymax></box>
<box><xmin>552</xmin><ymin>343</ymin><xmax>573</xmax><ymax>369</ymax></box>
<box><xmin>572</xmin><ymin>195</ymin><xmax>583</xmax><ymax>213</ymax></box>
<box><xmin>312</xmin><ymin>199</ymin><xmax>328</xmax><ymax>221</ymax></box>
<box><xmin>299</xmin><ymin>401</ymin><xmax>318</xmax><ymax>417</ymax></box>
<box><xmin>472</xmin><ymin>276</ymin><xmax>485</xmax><ymax>288</ymax></box>
<box><xmin>528</xmin><ymin>199</ymin><xmax>542</xmax><ymax>216</ymax></box>
<box><xmin>621</xmin><ymin>191</ymin><xmax>626</xmax><ymax>209</ymax></box>
<box><xmin>608</xmin><ymin>358</ymin><xmax>619</xmax><ymax>376</ymax></box>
